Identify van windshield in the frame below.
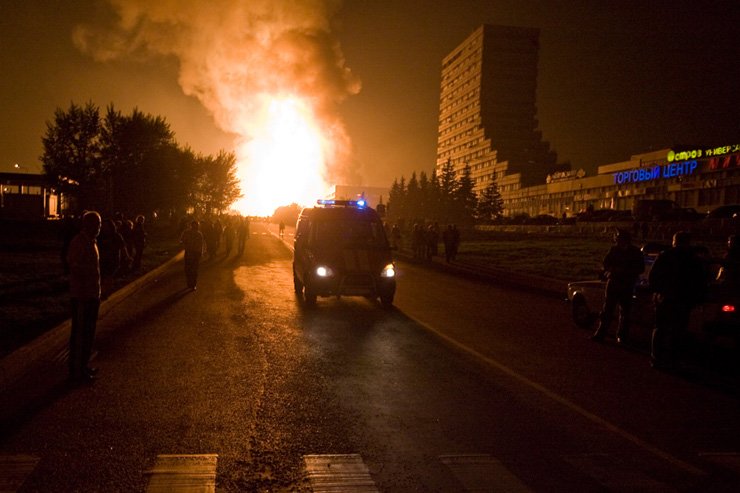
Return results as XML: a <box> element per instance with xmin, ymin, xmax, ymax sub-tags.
<box><xmin>314</xmin><ymin>218</ymin><xmax>388</xmax><ymax>248</ymax></box>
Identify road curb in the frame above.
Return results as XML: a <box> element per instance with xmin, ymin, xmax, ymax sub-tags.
<box><xmin>0</xmin><ymin>252</ymin><xmax>183</xmax><ymax>393</ymax></box>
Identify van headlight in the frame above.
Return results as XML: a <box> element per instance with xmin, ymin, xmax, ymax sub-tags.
<box><xmin>315</xmin><ymin>266</ymin><xmax>334</xmax><ymax>277</ymax></box>
<box><xmin>380</xmin><ymin>263</ymin><xmax>396</xmax><ymax>278</ymax></box>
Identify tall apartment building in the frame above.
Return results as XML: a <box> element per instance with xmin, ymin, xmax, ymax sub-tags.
<box><xmin>436</xmin><ymin>24</ymin><xmax>561</xmax><ymax>195</ymax></box>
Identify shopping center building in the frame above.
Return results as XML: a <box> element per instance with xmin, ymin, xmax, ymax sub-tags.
<box><xmin>502</xmin><ymin>144</ymin><xmax>740</xmax><ymax>218</ymax></box>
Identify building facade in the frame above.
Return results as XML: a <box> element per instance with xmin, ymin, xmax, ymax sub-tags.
<box><xmin>503</xmin><ymin>144</ymin><xmax>740</xmax><ymax>218</ymax></box>
<box><xmin>435</xmin><ymin>24</ymin><xmax>560</xmax><ymax>196</ymax></box>
<box><xmin>436</xmin><ymin>25</ymin><xmax>738</xmax><ymax>219</ymax></box>
<box><xmin>0</xmin><ymin>172</ymin><xmax>60</xmax><ymax>219</ymax></box>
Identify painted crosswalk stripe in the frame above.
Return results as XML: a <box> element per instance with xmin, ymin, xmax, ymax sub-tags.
<box><xmin>440</xmin><ymin>454</ymin><xmax>532</xmax><ymax>492</ymax></box>
<box><xmin>562</xmin><ymin>453</ymin><xmax>672</xmax><ymax>491</ymax></box>
<box><xmin>0</xmin><ymin>454</ymin><xmax>40</xmax><ymax>493</ymax></box>
<box><xmin>303</xmin><ymin>454</ymin><xmax>378</xmax><ymax>492</ymax></box>
<box><xmin>145</xmin><ymin>454</ymin><xmax>217</xmax><ymax>493</ymax></box>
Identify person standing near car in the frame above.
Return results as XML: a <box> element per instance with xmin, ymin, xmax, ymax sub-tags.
<box><xmin>717</xmin><ymin>234</ymin><xmax>740</xmax><ymax>286</ymax></box>
<box><xmin>67</xmin><ymin>210</ymin><xmax>102</xmax><ymax>383</ymax></box>
<box><xmin>648</xmin><ymin>231</ymin><xmax>706</xmax><ymax>369</ymax></box>
<box><xmin>591</xmin><ymin>229</ymin><xmax>644</xmax><ymax>344</ymax></box>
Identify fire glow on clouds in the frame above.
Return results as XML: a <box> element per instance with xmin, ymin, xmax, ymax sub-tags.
<box><xmin>74</xmin><ymin>0</ymin><xmax>361</xmax><ymax>216</ymax></box>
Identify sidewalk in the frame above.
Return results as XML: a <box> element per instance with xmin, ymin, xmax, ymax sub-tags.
<box><xmin>0</xmin><ymin>252</ymin><xmax>183</xmax><ymax>394</ymax></box>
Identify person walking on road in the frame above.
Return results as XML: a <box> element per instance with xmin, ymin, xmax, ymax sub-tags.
<box><xmin>180</xmin><ymin>220</ymin><xmax>205</xmax><ymax>290</ymax></box>
<box><xmin>66</xmin><ymin>210</ymin><xmax>102</xmax><ymax>383</ymax></box>
<box><xmin>591</xmin><ymin>229</ymin><xmax>644</xmax><ymax>344</ymax></box>
<box><xmin>648</xmin><ymin>231</ymin><xmax>706</xmax><ymax>369</ymax></box>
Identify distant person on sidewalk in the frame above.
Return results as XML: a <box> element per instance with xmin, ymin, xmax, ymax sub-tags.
<box><xmin>442</xmin><ymin>224</ymin><xmax>460</xmax><ymax>262</ymax></box>
<box><xmin>131</xmin><ymin>214</ymin><xmax>147</xmax><ymax>271</ymax></box>
<box><xmin>98</xmin><ymin>219</ymin><xmax>130</xmax><ymax>298</ymax></box>
<box><xmin>390</xmin><ymin>223</ymin><xmax>401</xmax><ymax>250</ymax></box>
<box><xmin>648</xmin><ymin>231</ymin><xmax>706</xmax><ymax>369</ymax></box>
<box><xmin>591</xmin><ymin>229</ymin><xmax>644</xmax><ymax>344</ymax></box>
<box><xmin>66</xmin><ymin>210</ymin><xmax>102</xmax><ymax>383</ymax></box>
<box><xmin>237</xmin><ymin>216</ymin><xmax>250</xmax><ymax>255</ymax></box>
<box><xmin>180</xmin><ymin>220</ymin><xmax>205</xmax><ymax>290</ymax></box>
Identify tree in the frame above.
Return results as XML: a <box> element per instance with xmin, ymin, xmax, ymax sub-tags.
<box><xmin>41</xmin><ymin>102</ymin><xmax>104</xmax><ymax>213</ymax></box>
<box><xmin>194</xmin><ymin>150</ymin><xmax>241</xmax><ymax>215</ymax></box>
<box><xmin>437</xmin><ymin>159</ymin><xmax>458</xmax><ymax>223</ymax></box>
<box><xmin>406</xmin><ymin>172</ymin><xmax>421</xmax><ymax>223</ymax></box>
<box><xmin>100</xmin><ymin>106</ymin><xmax>177</xmax><ymax>216</ymax></box>
<box><xmin>477</xmin><ymin>177</ymin><xmax>504</xmax><ymax>222</ymax></box>
<box><xmin>454</xmin><ymin>164</ymin><xmax>478</xmax><ymax>226</ymax></box>
<box><xmin>426</xmin><ymin>168</ymin><xmax>441</xmax><ymax>223</ymax></box>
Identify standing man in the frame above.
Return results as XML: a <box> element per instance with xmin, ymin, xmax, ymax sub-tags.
<box><xmin>648</xmin><ymin>231</ymin><xmax>706</xmax><ymax>369</ymax></box>
<box><xmin>180</xmin><ymin>220</ymin><xmax>205</xmax><ymax>290</ymax></box>
<box><xmin>591</xmin><ymin>229</ymin><xmax>645</xmax><ymax>344</ymax></box>
<box><xmin>237</xmin><ymin>216</ymin><xmax>250</xmax><ymax>255</ymax></box>
<box><xmin>67</xmin><ymin>210</ymin><xmax>102</xmax><ymax>383</ymax></box>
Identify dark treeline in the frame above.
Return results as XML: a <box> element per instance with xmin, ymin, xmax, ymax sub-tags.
<box><xmin>41</xmin><ymin>101</ymin><xmax>240</xmax><ymax>218</ymax></box>
<box><xmin>386</xmin><ymin>160</ymin><xmax>503</xmax><ymax>229</ymax></box>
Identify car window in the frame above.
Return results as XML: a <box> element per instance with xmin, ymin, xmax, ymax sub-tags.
<box><xmin>313</xmin><ymin>217</ymin><xmax>387</xmax><ymax>248</ymax></box>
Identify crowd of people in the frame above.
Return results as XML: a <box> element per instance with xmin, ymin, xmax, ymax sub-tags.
<box><xmin>61</xmin><ymin>212</ymin><xmax>149</xmax><ymax>299</ymax></box>
<box><xmin>591</xmin><ymin>228</ymin><xmax>740</xmax><ymax>370</ymax></box>
<box><xmin>61</xmin><ymin>210</ymin><xmax>253</xmax><ymax>383</ymax></box>
<box><xmin>388</xmin><ymin>222</ymin><xmax>460</xmax><ymax>263</ymax></box>
<box><xmin>177</xmin><ymin>215</ymin><xmax>251</xmax><ymax>291</ymax></box>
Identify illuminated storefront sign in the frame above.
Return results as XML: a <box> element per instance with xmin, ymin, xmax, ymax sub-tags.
<box><xmin>613</xmin><ymin>160</ymin><xmax>698</xmax><ymax>185</ymax></box>
<box><xmin>667</xmin><ymin>144</ymin><xmax>740</xmax><ymax>162</ymax></box>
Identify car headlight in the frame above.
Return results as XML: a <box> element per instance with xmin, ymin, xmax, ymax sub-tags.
<box><xmin>315</xmin><ymin>266</ymin><xmax>334</xmax><ymax>277</ymax></box>
<box><xmin>380</xmin><ymin>263</ymin><xmax>396</xmax><ymax>278</ymax></box>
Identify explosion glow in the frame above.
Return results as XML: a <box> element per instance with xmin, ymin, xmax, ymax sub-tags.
<box><xmin>233</xmin><ymin>97</ymin><xmax>330</xmax><ymax>216</ymax></box>
<box><xmin>74</xmin><ymin>0</ymin><xmax>361</xmax><ymax>217</ymax></box>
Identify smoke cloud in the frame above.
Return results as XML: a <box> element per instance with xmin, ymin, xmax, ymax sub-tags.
<box><xmin>73</xmin><ymin>0</ymin><xmax>362</xmax><ymax>199</ymax></box>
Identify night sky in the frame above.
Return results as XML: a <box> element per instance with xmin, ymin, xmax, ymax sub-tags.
<box><xmin>2</xmin><ymin>0</ymin><xmax>738</xmax><ymax>190</ymax></box>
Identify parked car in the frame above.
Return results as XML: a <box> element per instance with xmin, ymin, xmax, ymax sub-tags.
<box><xmin>706</xmin><ymin>204</ymin><xmax>740</xmax><ymax>220</ymax></box>
<box><xmin>528</xmin><ymin>214</ymin><xmax>559</xmax><ymax>225</ymax></box>
<box><xmin>566</xmin><ymin>246</ymin><xmax>740</xmax><ymax>345</ymax></box>
<box><xmin>632</xmin><ymin>199</ymin><xmax>680</xmax><ymax>222</ymax></box>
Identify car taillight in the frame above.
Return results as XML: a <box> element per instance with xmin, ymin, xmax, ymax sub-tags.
<box><xmin>721</xmin><ymin>304</ymin><xmax>736</xmax><ymax>313</ymax></box>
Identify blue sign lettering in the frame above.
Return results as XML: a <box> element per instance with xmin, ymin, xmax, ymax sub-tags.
<box><xmin>613</xmin><ymin>160</ymin><xmax>698</xmax><ymax>184</ymax></box>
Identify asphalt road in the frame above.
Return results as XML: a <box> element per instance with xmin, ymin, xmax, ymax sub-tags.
<box><xmin>1</xmin><ymin>222</ymin><xmax>739</xmax><ymax>492</ymax></box>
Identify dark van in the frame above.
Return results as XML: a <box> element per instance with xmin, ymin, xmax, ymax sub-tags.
<box><xmin>293</xmin><ymin>200</ymin><xmax>396</xmax><ymax>306</ymax></box>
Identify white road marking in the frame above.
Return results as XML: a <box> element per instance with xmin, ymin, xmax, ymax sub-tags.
<box><xmin>404</xmin><ymin>313</ymin><xmax>706</xmax><ymax>477</ymax></box>
<box><xmin>304</xmin><ymin>454</ymin><xmax>378</xmax><ymax>492</ymax></box>
<box><xmin>440</xmin><ymin>454</ymin><xmax>532</xmax><ymax>492</ymax></box>
<box><xmin>144</xmin><ymin>454</ymin><xmax>217</xmax><ymax>493</ymax></box>
<box><xmin>0</xmin><ymin>454</ymin><xmax>39</xmax><ymax>493</ymax></box>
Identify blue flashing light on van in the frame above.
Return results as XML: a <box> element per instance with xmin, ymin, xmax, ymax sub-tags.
<box><xmin>316</xmin><ymin>199</ymin><xmax>366</xmax><ymax>208</ymax></box>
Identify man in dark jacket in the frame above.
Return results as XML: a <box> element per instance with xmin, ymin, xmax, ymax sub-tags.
<box><xmin>648</xmin><ymin>231</ymin><xmax>706</xmax><ymax>369</ymax></box>
<box><xmin>592</xmin><ymin>229</ymin><xmax>645</xmax><ymax>343</ymax></box>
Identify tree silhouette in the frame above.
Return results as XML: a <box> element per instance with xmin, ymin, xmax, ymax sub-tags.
<box><xmin>41</xmin><ymin>101</ymin><xmax>240</xmax><ymax>218</ymax></box>
<box><xmin>477</xmin><ymin>178</ymin><xmax>504</xmax><ymax>222</ymax></box>
<box><xmin>41</xmin><ymin>101</ymin><xmax>105</xmax><ymax>213</ymax></box>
